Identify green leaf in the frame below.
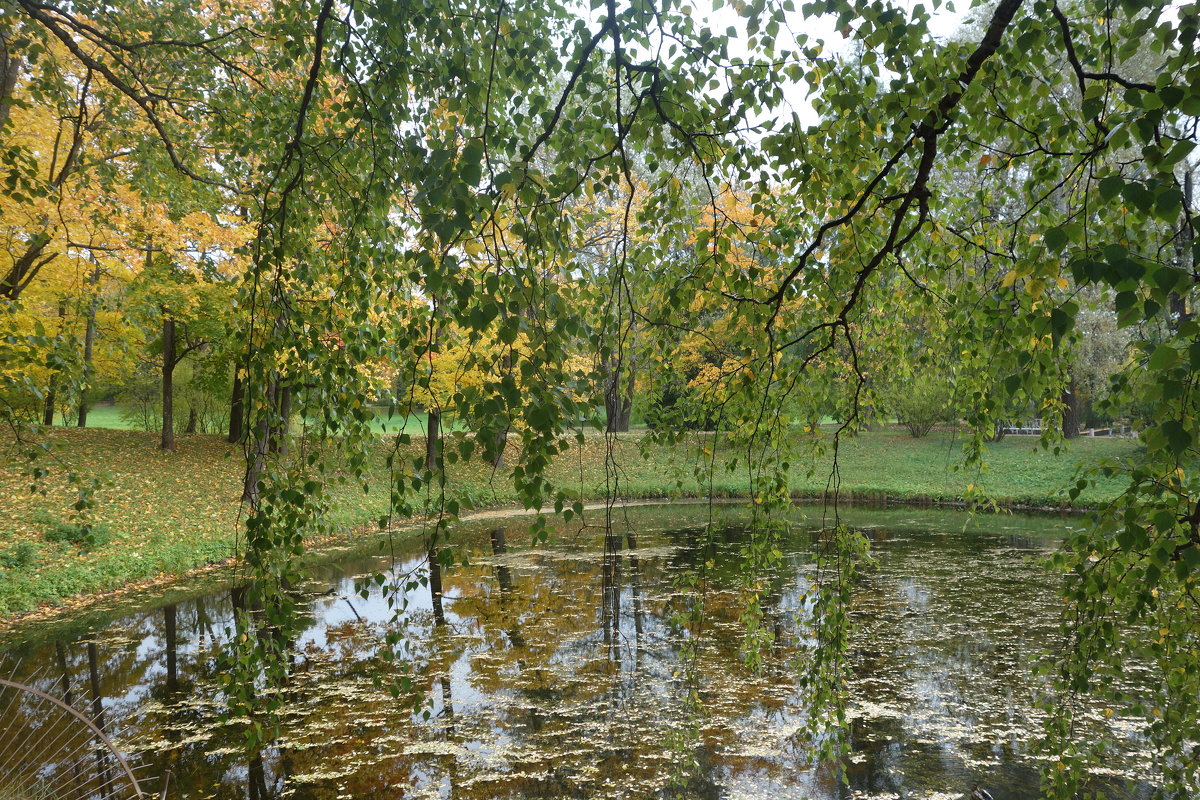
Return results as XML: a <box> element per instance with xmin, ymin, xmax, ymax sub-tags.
<box><xmin>460</xmin><ymin>140</ymin><xmax>484</xmax><ymax>186</ymax></box>
<box><xmin>1161</xmin><ymin>420</ymin><xmax>1192</xmax><ymax>460</ymax></box>
<box><xmin>1044</xmin><ymin>226</ymin><xmax>1069</xmax><ymax>253</ymax></box>
<box><xmin>1148</xmin><ymin>344</ymin><xmax>1178</xmax><ymax>371</ymax></box>
<box><xmin>1098</xmin><ymin>176</ymin><xmax>1124</xmax><ymax>201</ymax></box>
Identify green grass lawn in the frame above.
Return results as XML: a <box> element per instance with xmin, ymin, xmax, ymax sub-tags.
<box><xmin>63</xmin><ymin>403</ymin><xmax>137</xmax><ymax>430</ymax></box>
<box><xmin>50</xmin><ymin>403</ymin><xmax>448</xmax><ymax>435</ymax></box>
<box><xmin>0</xmin><ymin>425</ymin><xmax>1140</xmax><ymax>619</ymax></box>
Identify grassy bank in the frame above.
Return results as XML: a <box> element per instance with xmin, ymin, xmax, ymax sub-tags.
<box><xmin>0</xmin><ymin>426</ymin><xmax>1139</xmax><ymax>619</ymax></box>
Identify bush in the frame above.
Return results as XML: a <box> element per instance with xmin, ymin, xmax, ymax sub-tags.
<box><xmin>643</xmin><ymin>384</ymin><xmax>720</xmax><ymax>432</ymax></box>
<box><xmin>0</xmin><ymin>541</ymin><xmax>39</xmax><ymax>570</ymax></box>
<box><xmin>888</xmin><ymin>374</ymin><xmax>953</xmax><ymax>438</ymax></box>
<box><xmin>35</xmin><ymin>512</ymin><xmax>113</xmax><ymax>551</ymax></box>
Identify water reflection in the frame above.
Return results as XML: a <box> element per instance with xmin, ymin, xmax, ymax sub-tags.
<box><xmin>0</xmin><ymin>506</ymin><xmax>1158</xmax><ymax>799</ymax></box>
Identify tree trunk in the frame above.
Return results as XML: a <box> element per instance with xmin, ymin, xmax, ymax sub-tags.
<box><xmin>43</xmin><ymin>377</ymin><xmax>58</xmax><ymax>425</ymax></box>
<box><xmin>164</xmin><ymin>604</ymin><xmax>178</xmax><ymax>694</ymax></box>
<box><xmin>429</xmin><ymin>545</ymin><xmax>446</xmax><ymax>628</ymax></box>
<box><xmin>42</xmin><ymin>301</ymin><xmax>66</xmax><ymax>426</ymax></box>
<box><xmin>77</xmin><ymin>264</ymin><xmax>100</xmax><ymax>427</ymax></box>
<box><xmin>1170</xmin><ymin>170</ymin><xmax>1194</xmax><ymax>331</ymax></box>
<box><xmin>161</xmin><ymin>316</ymin><xmax>176</xmax><ymax>451</ymax></box>
<box><xmin>425</xmin><ymin>410</ymin><xmax>440</xmax><ymax>472</ymax></box>
<box><xmin>0</xmin><ymin>232</ymin><xmax>55</xmax><ymax>302</ymax></box>
<box><xmin>492</xmin><ymin>348</ymin><xmax>512</xmax><ymax>467</ymax></box>
<box><xmin>1062</xmin><ymin>378</ymin><xmax>1079</xmax><ymax>439</ymax></box>
<box><xmin>86</xmin><ymin>641</ymin><xmax>112</xmax><ymax>791</ymax></box>
<box><xmin>242</xmin><ymin>380</ymin><xmax>275</xmax><ymax>506</ymax></box>
<box><xmin>492</xmin><ymin>428</ymin><xmax>507</xmax><ymax>469</ymax></box>
<box><xmin>0</xmin><ymin>29</ymin><xmax>21</xmax><ymax>132</ymax></box>
<box><xmin>604</xmin><ymin>356</ymin><xmax>634</xmax><ymax>433</ymax></box>
<box><xmin>185</xmin><ymin>406</ymin><xmax>198</xmax><ymax>434</ymax></box>
<box><xmin>228</xmin><ymin>367</ymin><xmax>245</xmax><ymax>443</ymax></box>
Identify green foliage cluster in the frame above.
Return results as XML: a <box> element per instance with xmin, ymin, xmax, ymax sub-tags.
<box><xmin>0</xmin><ymin>540</ymin><xmax>38</xmax><ymax>570</ymax></box>
<box><xmin>36</xmin><ymin>515</ymin><xmax>112</xmax><ymax>550</ymax></box>
<box><xmin>884</xmin><ymin>374</ymin><xmax>954</xmax><ymax>438</ymax></box>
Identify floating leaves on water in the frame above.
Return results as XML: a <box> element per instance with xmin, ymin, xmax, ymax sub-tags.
<box><xmin>0</xmin><ymin>508</ymin><xmax>1163</xmax><ymax>798</ymax></box>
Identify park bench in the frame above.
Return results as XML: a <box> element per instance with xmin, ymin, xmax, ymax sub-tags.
<box><xmin>1001</xmin><ymin>418</ymin><xmax>1042</xmax><ymax>435</ymax></box>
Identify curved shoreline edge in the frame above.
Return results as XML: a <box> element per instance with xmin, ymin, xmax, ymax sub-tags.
<box><xmin>0</xmin><ymin>490</ymin><xmax>1096</xmax><ymax>636</ymax></box>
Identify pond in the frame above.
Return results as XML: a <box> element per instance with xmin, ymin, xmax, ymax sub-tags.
<box><xmin>0</xmin><ymin>504</ymin><xmax>1158</xmax><ymax>800</ymax></box>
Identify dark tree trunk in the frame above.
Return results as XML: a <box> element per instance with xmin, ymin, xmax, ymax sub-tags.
<box><xmin>492</xmin><ymin>348</ymin><xmax>512</xmax><ymax>467</ymax></box>
<box><xmin>228</xmin><ymin>368</ymin><xmax>245</xmax><ymax>443</ymax></box>
<box><xmin>0</xmin><ymin>232</ymin><xmax>54</xmax><ymax>302</ymax></box>
<box><xmin>43</xmin><ymin>378</ymin><xmax>57</xmax><ymax>425</ymax></box>
<box><xmin>1062</xmin><ymin>378</ymin><xmax>1079</xmax><ymax>439</ymax></box>
<box><xmin>55</xmin><ymin>640</ymin><xmax>75</xmax><ymax>706</ymax></box>
<box><xmin>242</xmin><ymin>395</ymin><xmax>272</xmax><ymax>506</ymax></box>
<box><xmin>604</xmin><ymin>357</ymin><xmax>634</xmax><ymax>433</ymax></box>
<box><xmin>275</xmin><ymin>384</ymin><xmax>290</xmax><ymax>457</ymax></box>
<box><xmin>492</xmin><ymin>427</ymin><xmax>507</xmax><ymax>469</ymax></box>
<box><xmin>0</xmin><ymin>30</ymin><xmax>21</xmax><ymax>132</ymax></box>
<box><xmin>489</xmin><ymin>527</ymin><xmax>513</xmax><ymax>595</ymax></box>
<box><xmin>43</xmin><ymin>301</ymin><xmax>66</xmax><ymax>426</ymax></box>
<box><xmin>428</xmin><ymin>545</ymin><xmax>445</xmax><ymax>627</ymax></box>
<box><xmin>55</xmin><ymin>640</ymin><xmax>86</xmax><ymax>795</ymax></box>
<box><xmin>425</xmin><ymin>410</ymin><xmax>440</xmax><ymax>472</ymax></box>
<box><xmin>185</xmin><ymin>406</ymin><xmax>198</xmax><ymax>434</ymax></box>
<box><xmin>164</xmin><ymin>604</ymin><xmax>178</xmax><ymax>694</ymax></box>
<box><xmin>601</xmin><ymin>530</ymin><xmax>621</xmax><ymax>660</ymax></box>
<box><xmin>627</xmin><ymin>530</ymin><xmax>644</xmax><ymax>656</ymax></box>
<box><xmin>77</xmin><ymin>264</ymin><xmax>100</xmax><ymax>427</ymax></box>
<box><xmin>161</xmin><ymin>316</ymin><xmax>176</xmax><ymax>451</ymax></box>
<box><xmin>1171</xmin><ymin>171</ymin><xmax>1194</xmax><ymax>331</ymax></box>
<box><xmin>86</xmin><ymin>641</ymin><xmax>112</xmax><ymax>792</ymax></box>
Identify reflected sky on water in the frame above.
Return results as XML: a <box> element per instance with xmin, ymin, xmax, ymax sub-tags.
<box><xmin>0</xmin><ymin>505</ymin><xmax>1159</xmax><ymax>800</ymax></box>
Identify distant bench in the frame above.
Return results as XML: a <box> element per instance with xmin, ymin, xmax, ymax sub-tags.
<box><xmin>1083</xmin><ymin>425</ymin><xmax>1134</xmax><ymax>437</ymax></box>
<box><xmin>1001</xmin><ymin>419</ymin><xmax>1042</xmax><ymax>435</ymax></box>
<box><xmin>1001</xmin><ymin>420</ymin><xmax>1134</xmax><ymax>437</ymax></box>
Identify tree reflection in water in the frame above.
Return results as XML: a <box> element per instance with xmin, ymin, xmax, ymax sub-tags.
<box><xmin>0</xmin><ymin>506</ymin><xmax>1161</xmax><ymax>799</ymax></box>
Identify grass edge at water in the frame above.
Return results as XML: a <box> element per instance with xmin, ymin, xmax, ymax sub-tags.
<box><xmin>0</xmin><ymin>426</ymin><xmax>1137</xmax><ymax>625</ymax></box>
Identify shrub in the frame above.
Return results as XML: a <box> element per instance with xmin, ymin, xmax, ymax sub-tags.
<box><xmin>888</xmin><ymin>374</ymin><xmax>953</xmax><ymax>438</ymax></box>
<box><xmin>0</xmin><ymin>541</ymin><xmax>39</xmax><ymax>570</ymax></box>
<box><xmin>38</xmin><ymin>516</ymin><xmax>113</xmax><ymax>551</ymax></box>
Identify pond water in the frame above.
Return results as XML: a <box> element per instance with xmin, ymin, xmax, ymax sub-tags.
<box><xmin>0</xmin><ymin>504</ymin><xmax>1158</xmax><ymax>800</ymax></box>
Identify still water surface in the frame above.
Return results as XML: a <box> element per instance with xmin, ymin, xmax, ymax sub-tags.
<box><xmin>0</xmin><ymin>504</ymin><xmax>1157</xmax><ymax>799</ymax></box>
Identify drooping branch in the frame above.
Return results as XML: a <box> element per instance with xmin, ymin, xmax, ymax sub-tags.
<box><xmin>767</xmin><ymin>0</ymin><xmax>1026</xmax><ymax>336</ymax></box>
<box><xmin>15</xmin><ymin>0</ymin><xmax>242</xmax><ymax>192</ymax></box>
<box><xmin>1050</xmin><ymin>3</ymin><xmax>1156</xmax><ymax>94</ymax></box>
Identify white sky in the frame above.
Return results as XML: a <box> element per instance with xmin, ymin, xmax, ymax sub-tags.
<box><xmin>582</xmin><ymin>0</ymin><xmax>976</xmax><ymax>132</ymax></box>
<box><xmin>703</xmin><ymin>0</ymin><xmax>974</xmax><ymax>128</ymax></box>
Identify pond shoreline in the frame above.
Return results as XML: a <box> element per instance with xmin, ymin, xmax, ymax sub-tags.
<box><xmin>4</xmin><ymin>427</ymin><xmax>1129</xmax><ymax>631</ymax></box>
<box><xmin>0</xmin><ymin>490</ymin><xmax>1095</xmax><ymax>636</ymax></box>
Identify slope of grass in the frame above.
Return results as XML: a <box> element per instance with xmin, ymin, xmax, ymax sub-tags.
<box><xmin>0</xmin><ymin>426</ymin><xmax>1139</xmax><ymax>619</ymax></box>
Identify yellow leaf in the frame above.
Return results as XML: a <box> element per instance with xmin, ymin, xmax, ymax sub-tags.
<box><xmin>1001</xmin><ymin>270</ymin><xmax>1018</xmax><ymax>288</ymax></box>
